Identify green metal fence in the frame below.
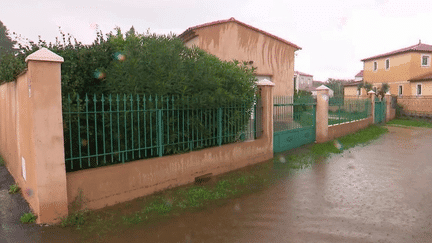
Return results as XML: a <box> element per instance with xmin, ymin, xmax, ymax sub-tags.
<box><xmin>328</xmin><ymin>96</ymin><xmax>371</xmax><ymax>125</ymax></box>
<box><xmin>63</xmin><ymin>94</ymin><xmax>259</xmax><ymax>172</ymax></box>
<box><xmin>374</xmin><ymin>97</ymin><xmax>386</xmax><ymax>124</ymax></box>
<box><xmin>273</xmin><ymin>96</ymin><xmax>316</xmax><ymax>132</ymax></box>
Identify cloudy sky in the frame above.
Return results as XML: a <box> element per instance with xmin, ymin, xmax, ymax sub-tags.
<box><xmin>2</xmin><ymin>0</ymin><xmax>432</xmax><ymax>81</ymax></box>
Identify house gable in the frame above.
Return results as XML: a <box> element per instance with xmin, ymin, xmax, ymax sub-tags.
<box><xmin>178</xmin><ymin>18</ymin><xmax>301</xmax><ymax>96</ymax></box>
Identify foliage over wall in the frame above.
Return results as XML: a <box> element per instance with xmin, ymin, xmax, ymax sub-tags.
<box><xmin>0</xmin><ymin>27</ymin><xmax>258</xmax><ymax>169</ymax></box>
<box><xmin>0</xmin><ymin>27</ymin><xmax>257</xmax><ymax>108</ymax></box>
<box><xmin>0</xmin><ymin>20</ymin><xmax>16</xmax><ymax>58</ymax></box>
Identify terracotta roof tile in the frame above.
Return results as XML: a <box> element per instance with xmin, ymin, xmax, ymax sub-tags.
<box><xmin>355</xmin><ymin>70</ymin><xmax>363</xmax><ymax>77</ymax></box>
<box><xmin>179</xmin><ymin>17</ymin><xmax>301</xmax><ymax>50</ymax></box>
<box><xmin>361</xmin><ymin>43</ymin><xmax>432</xmax><ymax>61</ymax></box>
<box><xmin>344</xmin><ymin>80</ymin><xmax>364</xmax><ymax>86</ymax></box>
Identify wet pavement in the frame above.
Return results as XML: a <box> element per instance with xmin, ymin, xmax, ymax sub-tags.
<box><xmin>2</xmin><ymin>125</ymin><xmax>432</xmax><ymax>242</ymax></box>
<box><xmin>0</xmin><ymin>165</ymin><xmax>76</xmax><ymax>243</ymax></box>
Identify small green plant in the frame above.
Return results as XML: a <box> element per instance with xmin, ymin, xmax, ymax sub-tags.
<box><xmin>60</xmin><ymin>209</ymin><xmax>89</xmax><ymax>228</ymax></box>
<box><xmin>147</xmin><ymin>199</ymin><xmax>173</xmax><ymax>215</ymax></box>
<box><xmin>20</xmin><ymin>212</ymin><xmax>37</xmax><ymax>223</ymax></box>
<box><xmin>8</xmin><ymin>184</ymin><xmax>20</xmax><ymax>194</ymax></box>
<box><xmin>122</xmin><ymin>213</ymin><xmax>148</xmax><ymax>225</ymax></box>
<box><xmin>0</xmin><ymin>155</ymin><xmax>4</xmax><ymax>166</ymax></box>
<box><xmin>395</xmin><ymin>103</ymin><xmax>404</xmax><ymax>117</ymax></box>
<box><xmin>60</xmin><ymin>189</ymin><xmax>89</xmax><ymax>228</ymax></box>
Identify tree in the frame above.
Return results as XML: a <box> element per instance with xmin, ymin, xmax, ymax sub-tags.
<box><xmin>377</xmin><ymin>83</ymin><xmax>389</xmax><ymax>98</ymax></box>
<box><xmin>326</xmin><ymin>78</ymin><xmax>352</xmax><ymax>97</ymax></box>
<box><xmin>0</xmin><ymin>20</ymin><xmax>16</xmax><ymax>58</ymax></box>
<box><xmin>363</xmin><ymin>82</ymin><xmax>373</xmax><ymax>92</ymax></box>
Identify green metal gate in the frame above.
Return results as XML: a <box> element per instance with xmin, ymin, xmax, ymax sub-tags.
<box><xmin>374</xmin><ymin>97</ymin><xmax>386</xmax><ymax>124</ymax></box>
<box><xmin>273</xmin><ymin>96</ymin><xmax>316</xmax><ymax>153</ymax></box>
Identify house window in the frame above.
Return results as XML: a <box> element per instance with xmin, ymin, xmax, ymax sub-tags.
<box><xmin>421</xmin><ymin>55</ymin><xmax>430</xmax><ymax>67</ymax></box>
<box><xmin>417</xmin><ymin>83</ymin><xmax>422</xmax><ymax>96</ymax></box>
<box><xmin>373</xmin><ymin>61</ymin><xmax>378</xmax><ymax>71</ymax></box>
<box><xmin>357</xmin><ymin>89</ymin><xmax>360</xmax><ymax>96</ymax></box>
<box><xmin>398</xmin><ymin>85</ymin><xmax>402</xmax><ymax>96</ymax></box>
<box><xmin>385</xmin><ymin>59</ymin><xmax>390</xmax><ymax>70</ymax></box>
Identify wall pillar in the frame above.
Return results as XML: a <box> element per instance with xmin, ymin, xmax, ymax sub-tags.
<box><xmin>385</xmin><ymin>92</ymin><xmax>391</xmax><ymax>122</ymax></box>
<box><xmin>25</xmin><ymin>48</ymin><xmax>68</xmax><ymax>224</ymax></box>
<box><xmin>368</xmin><ymin>90</ymin><xmax>376</xmax><ymax>124</ymax></box>
<box><xmin>316</xmin><ymin>86</ymin><xmax>329</xmax><ymax>143</ymax></box>
<box><xmin>256</xmin><ymin>79</ymin><xmax>275</xmax><ymax>147</ymax></box>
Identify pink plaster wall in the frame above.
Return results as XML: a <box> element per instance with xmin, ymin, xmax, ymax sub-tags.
<box><xmin>0</xmin><ymin>72</ymin><xmax>40</xmax><ymax>217</ymax></box>
<box><xmin>328</xmin><ymin>117</ymin><xmax>373</xmax><ymax>141</ymax></box>
<box><xmin>188</xmin><ymin>22</ymin><xmax>297</xmax><ymax>97</ymax></box>
<box><xmin>66</xmin><ymin>137</ymin><xmax>273</xmax><ymax>210</ymax></box>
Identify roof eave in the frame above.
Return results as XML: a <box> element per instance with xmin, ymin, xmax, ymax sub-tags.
<box><xmin>178</xmin><ymin>18</ymin><xmax>302</xmax><ymax>50</ymax></box>
<box><xmin>361</xmin><ymin>50</ymin><xmax>432</xmax><ymax>62</ymax></box>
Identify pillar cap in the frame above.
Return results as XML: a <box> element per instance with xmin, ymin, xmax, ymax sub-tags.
<box><xmin>257</xmin><ymin>78</ymin><xmax>275</xmax><ymax>86</ymax></box>
<box><xmin>25</xmin><ymin>48</ymin><xmax>64</xmax><ymax>63</ymax></box>
<box><xmin>368</xmin><ymin>90</ymin><xmax>376</xmax><ymax>94</ymax></box>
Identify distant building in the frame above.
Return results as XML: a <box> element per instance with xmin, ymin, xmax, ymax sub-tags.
<box><xmin>344</xmin><ymin>81</ymin><xmax>367</xmax><ymax>97</ymax></box>
<box><xmin>294</xmin><ymin>71</ymin><xmax>313</xmax><ymax>92</ymax></box>
<box><xmin>343</xmin><ymin>71</ymin><xmax>367</xmax><ymax>97</ymax></box>
<box><xmin>354</xmin><ymin>70</ymin><xmax>363</xmax><ymax>81</ymax></box>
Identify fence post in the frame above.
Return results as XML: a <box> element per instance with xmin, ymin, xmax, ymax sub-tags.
<box><xmin>24</xmin><ymin>48</ymin><xmax>68</xmax><ymax>224</ymax></box>
<box><xmin>256</xmin><ymin>79</ymin><xmax>275</xmax><ymax>146</ymax></box>
<box><xmin>368</xmin><ymin>90</ymin><xmax>376</xmax><ymax>123</ymax></box>
<box><xmin>385</xmin><ymin>91</ymin><xmax>391</xmax><ymax>122</ymax></box>
<box><xmin>316</xmin><ymin>86</ymin><xmax>329</xmax><ymax>143</ymax></box>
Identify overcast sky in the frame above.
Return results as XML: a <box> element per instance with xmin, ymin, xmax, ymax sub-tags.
<box><xmin>2</xmin><ymin>0</ymin><xmax>432</xmax><ymax>81</ymax></box>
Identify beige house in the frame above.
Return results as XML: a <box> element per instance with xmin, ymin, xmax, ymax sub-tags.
<box><xmin>344</xmin><ymin>80</ymin><xmax>367</xmax><ymax>97</ymax></box>
<box><xmin>361</xmin><ymin>41</ymin><xmax>432</xmax><ymax>97</ymax></box>
<box><xmin>344</xmin><ymin>71</ymin><xmax>367</xmax><ymax>97</ymax></box>
<box><xmin>179</xmin><ymin>18</ymin><xmax>301</xmax><ymax>96</ymax></box>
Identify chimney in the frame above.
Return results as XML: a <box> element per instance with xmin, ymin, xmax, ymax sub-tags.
<box><xmin>419</xmin><ymin>39</ymin><xmax>421</xmax><ymax>44</ymax></box>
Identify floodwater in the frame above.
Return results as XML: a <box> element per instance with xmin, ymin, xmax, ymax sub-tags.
<box><xmin>2</xmin><ymin>125</ymin><xmax>432</xmax><ymax>242</ymax></box>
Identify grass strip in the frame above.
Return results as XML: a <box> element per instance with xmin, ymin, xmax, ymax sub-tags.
<box><xmin>387</xmin><ymin>117</ymin><xmax>432</xmax><ymax>128</ymax></box>
<box><xmin>285</xmin><ymin>125</ymin><xmax>388</xmax><ymax>164</ymax></box>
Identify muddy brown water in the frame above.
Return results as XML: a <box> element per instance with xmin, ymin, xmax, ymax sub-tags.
<box><xmin>2</xmin><ymin>126</ymin><xmax>432</xmax><ymax>242</ymax></box>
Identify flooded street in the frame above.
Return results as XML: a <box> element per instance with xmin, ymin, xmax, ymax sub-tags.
<box><xmin>1</xmin><ymin>125</ymin><xmax>432</xmax><ymax>242</ymax></box>
<box><xmin>105</xmin><ymin>126</ymin><xmax>432</xmax><ymax>243</ymax></box>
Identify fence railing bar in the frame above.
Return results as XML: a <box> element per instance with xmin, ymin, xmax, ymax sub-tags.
<box><xmin>93</xmin><ymin>94</ymin><xmax>99</xmax><ymax>166</ymax></box>
<box><xmin>116</xmin><ymin>94</ymin><xmax>121</xmax><ymax>162</ymax></box>
<box><xmin>109</xmin><ymin>94</ymin><xmax>113</xmax><ymax>164</ymax></box>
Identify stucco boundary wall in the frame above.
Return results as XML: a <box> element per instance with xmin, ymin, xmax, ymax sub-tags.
<box><xmin>66</xmin><ymin>80</ymin><xmax>275</xmax><ymax>212</ymax></box>
<box><xmin>397</xmin><ymin>96</ymin><xmax>432</xmax><ymax>117</ymax></box>
<box><xmin>328</xmin><ymin>117</ymin><xmax>373</xmax><ymax>141</ymax></box>
<box><xmin>0</xmin><ymin>48</ymin><xmax>68</xmax><ymax>224</ymax></box>
<box><xmin>316</xmin><ymin>89</ymin><xmax>395</xmax><ymax>143</ymax></box>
